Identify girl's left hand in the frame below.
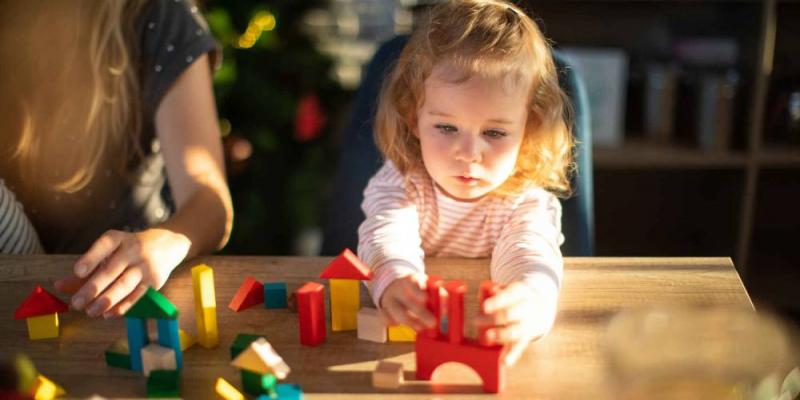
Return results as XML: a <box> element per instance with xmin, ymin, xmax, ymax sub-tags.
<box><xmin>54</xmin><ymin>228</ymin><xmax>191</xmax><ymax>319</ymax></box>
<box><xmin>472</xmin><ymin>281</ymin><xmax>555</xmax><ymax>367</ymax></box>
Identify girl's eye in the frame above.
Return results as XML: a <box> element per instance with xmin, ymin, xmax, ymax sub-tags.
<box><xmin>484</xmin><ymin>129</ymin><xmax>508</xmax><ymax>138</ymax></box>
<box><xmin>434</xmin><ymin>124</ymin><xmax>457</xmax><ymax>134</ymax></box>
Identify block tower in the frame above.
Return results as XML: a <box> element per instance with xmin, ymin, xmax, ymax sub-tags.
<box><xmin>124</xmin><ymin>287</ymin><xmax>183</xmax><ymax>373</ymax></box>
<box><xmin>319</xmin><ymin>248</ymin><xmax>372</xmax><ymax>331</ymax></box>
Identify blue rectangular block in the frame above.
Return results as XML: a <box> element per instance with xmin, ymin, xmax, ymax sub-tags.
<box><xmin>157</xmin><ymin>318</ymin><xmax>183</xmax><ymax>369</ymax></box>
<box><xmin>264</xmin><ymin>282</ymin><xmax>287</xmax><ymax>309</ymax></box>
<box><xmin>125</xmin><ymin>317</ymin><xmax>148</xmax><ymax>372</ymax></box>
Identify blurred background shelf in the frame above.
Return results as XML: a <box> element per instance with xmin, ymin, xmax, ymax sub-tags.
<box><xmin>594</xmin><ymin>141</ymin><xmax>749</xmax><ymax>169</ymax></box>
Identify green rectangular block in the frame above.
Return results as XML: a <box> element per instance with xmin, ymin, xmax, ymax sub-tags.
<box><xmin>230</xmin><ymin>333</ymin><xmax>264</xmax><ymax>359</ymax></box>
<box><xmin>147</xmin><ymin>369</ymin><xmax>180</xmax><ymax>398</ymax></box>
<box><xmin>241</xmin><ymin>370</ymin><xmax>276</xmax><ymax>397</ymax></box>
<box><xmin>105</xmin><ymin>350</ymin><xmax>131</xmax><ymax>370</ymax></box>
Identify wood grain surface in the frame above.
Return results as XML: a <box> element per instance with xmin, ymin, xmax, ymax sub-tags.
<box><xmin>0</xmin><ymin>256</ymin><xmax>751</xmax><ymax>399</ymax></box>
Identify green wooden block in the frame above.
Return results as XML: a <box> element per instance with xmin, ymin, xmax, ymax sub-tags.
<box><xmin>126</xmin><ymin>288</ymin><xmax>179</xmax><ymax>320</ymax></box>
<box><xmin>241</xmin><ymin>370</ymin><xmax>275</xmax><ymax>397</ymax></box>
<box><xmin>229</xmin><ymin>333</ymin><xmax>263</xmax><ymax>359</ymax></box>
<box><xmin>147</xmin><ymin>369</ymin><xmax>180</xmax><ymax>398</ymax></box>
<box><xmin>104</xmin><ymin>350</ymin><xmax>131</xmax><ymax>370</ymax></box>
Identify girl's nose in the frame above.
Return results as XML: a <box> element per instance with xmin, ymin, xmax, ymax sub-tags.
<box><xmin>454</xmin><ymin>134</ymin><xmax>482</xmax><ymax>163</ymax></box>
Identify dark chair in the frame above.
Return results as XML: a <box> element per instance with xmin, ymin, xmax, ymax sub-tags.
<box><xmin>321</xmin><ymin>35</ymin><xmax>594</xmax><ymax>256</ymax></box>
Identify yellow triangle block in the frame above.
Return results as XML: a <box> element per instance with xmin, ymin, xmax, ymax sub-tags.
<box><xmin>179</xmin><ymin>329</ymin><xmax>195</xmax><ymax>351</ymax></box>
<box><xmin>215</xmin><ymin>377</ymin><xmax>243</xmax><ymax>400</ymax></box>
<box><xmin>31</xmin><ymin>374</ymin><xmax>65</xmax><ymax>400</ymax></box>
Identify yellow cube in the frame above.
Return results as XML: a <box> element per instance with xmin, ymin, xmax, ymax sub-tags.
<box><xmin>388</xmin><ymin>324</ymin><xmax>416</xmax><ymax>342</ymax></box>
<box><xmin>26</xmin><ymin>313</ymin><xmax>59</xmax><ymax>340</ymax></box>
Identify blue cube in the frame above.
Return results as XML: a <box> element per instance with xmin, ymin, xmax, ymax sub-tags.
<box><xmin>264</xmin><ymin>282</ymin><xmax>288</xmax><ymax>309</ymax></box>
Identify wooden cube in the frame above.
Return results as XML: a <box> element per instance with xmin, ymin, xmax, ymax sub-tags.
<box><xmin>357</xmin><ymin>308</ymin><xmax>387</xmax><ymax>343</ymax></box>
<box><xmin>141</xmin><ymin>343</ymin><xmax>176</xmax><ymax>376</ymax></box>
<box><xmin>372</xmin><ymin>361</ymin><xmax>403</xmax><ymax>389</ymax></box>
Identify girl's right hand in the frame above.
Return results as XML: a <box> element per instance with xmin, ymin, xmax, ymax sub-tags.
<box><xmin>379</xmin><ymin>275</ymin><xmax>437</xmax><ymax>332</ymax></box>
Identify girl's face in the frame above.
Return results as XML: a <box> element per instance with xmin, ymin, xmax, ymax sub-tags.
<box><xmin>415</xmin><ymin>67</ymin><xmax>529</xmax><ymax>201</ymax></box>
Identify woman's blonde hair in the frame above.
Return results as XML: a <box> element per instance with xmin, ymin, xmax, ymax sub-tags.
<box><xmin>375</xmin><ymin>0</ymin><xmax>574</xmax><ymax>196</ymax></box>
<box><xmin>1</xmin><ymin>0</ymin><xmax>147</xmax><ymax>193</ymax></box>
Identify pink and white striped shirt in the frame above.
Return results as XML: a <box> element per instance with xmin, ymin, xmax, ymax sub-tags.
<box><xmin>358</xmin><ymin>161</ymin><xmax>564</xmax><ymax>315</ymax></box>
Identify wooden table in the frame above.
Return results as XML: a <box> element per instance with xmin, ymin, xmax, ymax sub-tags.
<box><xmin>0</xmin><ymin>256</ymin><xmax>751</xmax><ymax>398</ymax></box>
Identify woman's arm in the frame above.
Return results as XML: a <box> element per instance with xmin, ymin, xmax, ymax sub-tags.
<box><xmin>56</xmin><ymin>54</ymin><xmax>233</xmax><ymax>318</ymax></box>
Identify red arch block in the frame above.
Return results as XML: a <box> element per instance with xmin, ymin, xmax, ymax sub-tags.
<box><xmin>415</xmin><ymin>335</ymin><xmax>505</xmax><ymax>393</ymax></box>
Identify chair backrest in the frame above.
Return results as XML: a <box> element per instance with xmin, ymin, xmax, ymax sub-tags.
<box><xmin>321</xmin><ymin>35</ymin><xmax>594</xmax><ymax>256</ymax></box>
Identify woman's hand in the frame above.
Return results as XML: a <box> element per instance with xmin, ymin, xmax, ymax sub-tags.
<box><xmin>473</xmin><ymin>281</ymin><xmax>556</xmax><ymax>366</ymax></box>
<box><xmin>54</xmin><ymin>228</ymin><xmax>190</xmax><ymax>318</ymax></box>
<box><xmin>379</xmin><ymin>274</ymin><xmax>437</xmax><ymax>332</ymax></box>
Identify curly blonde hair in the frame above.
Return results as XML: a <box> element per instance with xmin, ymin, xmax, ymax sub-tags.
<box><xmin>375</xmin><ymin>0</ymin><xmax>574</xmax><ymax>197</ymax></box>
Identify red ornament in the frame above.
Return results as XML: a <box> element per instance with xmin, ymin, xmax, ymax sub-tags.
<box><xmin>294</xmin><ymin>94</ymin><xmax>327</xmax><ymax>142</ymax></box>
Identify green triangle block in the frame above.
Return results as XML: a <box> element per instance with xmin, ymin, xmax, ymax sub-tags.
<box><xmin>125</xmin><ymin>288</ymin><xmax>179</xmax><ymax>319</ymax></box>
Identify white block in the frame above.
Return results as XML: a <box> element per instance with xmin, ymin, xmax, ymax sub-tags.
<box><xmin>141</xmin><ymin>343</ymin><xmax>176</xmax><ymax>376</ymax></box>
<box><xmin>372</xmin><ymin>361</ymin><xmax>403</xmax><ymax>389</ymax></box>
<box><xmin>357</xmin><ymin>308</ymin><xmax>387</xmax><ymax>343</ymax></box>
<box><xmin>231</xmin><ymin>337</ymin><xmax>290</xmax><ymax>379</ymax></box>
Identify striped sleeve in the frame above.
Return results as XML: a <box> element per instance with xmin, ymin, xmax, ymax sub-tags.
<box><xmin>357</xmin><ymin>162</ymin><xmax>426</xmax><ymax>307</ymax></box>
<box><xmin>0</xmin><ymin>180</ymin><xmax>44</xmax><ymax>254</ymax></box>
<box><xmin>490</xmin><ymin>189</ymin><xmax>563</xmax><ymax>336</ymax></box>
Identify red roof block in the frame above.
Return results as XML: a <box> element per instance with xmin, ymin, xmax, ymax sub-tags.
<box><xmin>319</xmin><ymin>248</ymin><xmax>372</xmax><ymax>280</ymax></box>
<box><xmin>228</xmin><ymin>277</ymin><xmax>264</xmax><ymax>312</ymax></box>
<box><xmin>14</xmin><ymin>285</ymin><xmax>68</xmax><ymax>319</ymax></box>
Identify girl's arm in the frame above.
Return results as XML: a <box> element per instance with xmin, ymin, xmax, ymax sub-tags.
<box><xmin>56</xmin><ymin>54</ymin><xmax>233</xmax><ymax>318</ymax></box>
<box><xmin>474</xmin><ymin>189</ymin><xmax>564</xmax><ymax>365</ymax></box>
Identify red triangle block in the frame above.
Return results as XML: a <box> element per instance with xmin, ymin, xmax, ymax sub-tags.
<box><xmin>228</xmin><ymin>277</ymin><xmax>264</xmax><ymax>312</ymax></box>
<box><xmin>14</xmin><ymin>285</ymin><xmax>69</xmax><ymax>319</ymax></box>
<box><xmin>319</xmin><ymin>248</ymin><xmax>372</xmax><ymax>280</ymax></box>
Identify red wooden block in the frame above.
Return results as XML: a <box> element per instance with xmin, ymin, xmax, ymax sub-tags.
<box><xmin>415</xmin><ymin>335</ymin><xmax>505</xmax><ymax>393</ymax></box>
<box><xmin>319</xmin><ymin>248</ymin><xmax>372</xmax><ymax>280</ymax></box>
<box><xmin>423</xmin><ymin>275</ymin><xmax>443</xmax><ymax>339</ymax></box>
<box><xmin>14</xmin><ymin>285</ymin><xmax>68</xmax><ymax>319</ymax></box>
<box><xmin>228</xmin><ymin>277</ymin><xmax>264</xmax><ymax>312</ymax></box>
<box><xmin>296</xmin><ymin>282</ymin><xmax>326</xmax><ymax>347</ymax></box>
<box><xmin>478</xmin><ymin>281</ymin><xmax>500</xmax><ymax>347</ymax></box>
<box><xmin>444</xmin><ymin>280</ymin><xmax>466</xmax><ymax>344</ymax></box>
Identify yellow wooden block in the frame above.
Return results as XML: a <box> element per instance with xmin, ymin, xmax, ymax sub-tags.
<box><xmin>192</xmin><ymin>264</ymin><xmax>219</xmax><ymax>348</ymax></box>
<box><xmin>179</xmin><ymin>329</ymin><xmax>195</xmax><ymax>351</ymax></box>
<box><xmin>330</xmin><ymin>279</ymin><xmax>359</xmax><ymax>331</ymax></box>
<box><xmin>26</xmin><ymin>313</ymin><xmax>59</xmax><ymax>340</ymax></box>
<box><xmin>31</xmin><ymin>374</ymin><xmax>65</xmax><ymax>400</ymax></box>
<box><xmin>388</xmin><ymin>324</ymin><xmax>416</xmax><ymax>342</ymax></box>
<box><xmin>215</xmin><ymin>377</ymin><xmax>244</xmax><ymax>400</ymax></box>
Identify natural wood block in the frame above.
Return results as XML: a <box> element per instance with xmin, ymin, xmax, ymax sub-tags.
<box><xmin>141</xmin><ymin>344</ymin><xmax>176</xmax><ymax>377</ymax></box>
<box><xmin>372</xmin><ymin>361</ymin><xmax>403</xmax><ymax>389</ymax></box>
<box><xmin>357</xmin><ymin>307</ymin><xmax>387</xmax><ymax>343</ymax></box>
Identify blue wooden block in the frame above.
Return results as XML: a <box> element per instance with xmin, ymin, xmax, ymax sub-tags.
<box><xmin>264</xmin><ymin>282</ymin><xmax>287</xmax><ymax>309</ymax></box>
<box><xmin>256</xmin><ymin>383</ymin><xmax>303</xmax><ymax>400</ymax></box>
<box><xmin>157</xmin><ymin>318</ymin><xmax>183</xmax><ymax>369</ymax></box>
<box><xmin>125</xmin><ymin>317</ymin><xmax>148</xmax><ymax>372</ymax></box>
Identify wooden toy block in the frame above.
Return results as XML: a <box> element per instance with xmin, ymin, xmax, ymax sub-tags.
<box><xmin>15</xmin><ymin>285</ymin><xmax>68</xmax><ymax>340</ymax></box>
<box><xmin>272</xmin><ymin>383</ymin><xmax>304</xmax><ymax>399</ymax></box>
<box><xmin>241</xmin><ymin>370</ymin><xmax>276</xmax><ymax>397</ymax></box>
<box><xmin>296</xmin><ymin>282</ymin><xmax>326</xmax><ymax>347</ymax></box>
<box><xmin>329</xmin><ymin>278</ymin><xmax>359</xmax><ymax>331</ymax></box>
<box><xmin>415</xmin><ymin>335</ymin><xmax>505</xmax><ymax>393</ymax></box>
<box><xmin>156</xmin><ymin>318</ymin><xmax>182</xmax><ymax>369</ymax></box>
<box><xmin>319</xmin><ymin>248</ymin><xmax>372</xmax><ymax>280</ymax></box>
<box><xmin>125</xmin><ymin>317</ymin><xmax>148</xmax><ymax>372</ymax></box>
<box><xmin>388</xmin><ymin>324</ymin><xmax>416</xmax><ymax>342</ymax></box>
<box><xmin>105</xmin><ymin>337</ymin><xmax>131</xmax><ymax>370</ymax></box>
<box><xmin>228</xmin><ymin>276</ymin><xmax>264</xmax><ymax>312</ymax></box>
<box><xmin>372</xmin><ymin>361</ymin><xmax>403</xmax><ymax>389</ymax></box>
<box><xmin>214</xmin><ymin>377</ymin><xmax>243</xmax><ymax>400</ymax></box>
<box><xmin>356</xmin><ymin>307</ymin><xmax>387</xmax><ymax>343</ymax></box>
<box><xmin>25</xmin><ymin>314</ymin><xmax>59</xmax><ymax>340</ymax></box>
<box><xmin>478</xmin><ymin>281</ymin><xmax>500</xmax><ymax>346</ymax></box>
<box><xmin>230</xmin><ymin>333</ymin><xmax>263</xmax><ymax>359</ymax></box>
<box><xmin>263</xmin><ymin>282</ymin><xmax>288</xmax><ymax>309</ymax></box>
<box><xmin>14</xmin><ymin>285</ymin><xmax>68</xmax><ymax>319</ymax></box>
<box><xmin>191</xmin><ymin>264</ymin><xmax>219</xmax><ymax>348</ymax></box>
<box><xmin>146</xmin><ymin>369</ymin><xmax>180</xmax><ymax>398</ymax></box>
<box><xmin>141</xmin><ymin>343</ymin><xmax>176</xmax><ymax>377</ymax></box>
<box><xmin>14</xmin><ymin>353</ymin><xmax>38</xmax><ymax>394</ymax></box>
<box><xmin>126</xmin><ymin>288</ymin><xmax>179</xmax><ymax>320</ymax></box>
<box><xmin>178</xmin><ymin>329</ymin><xmax>195</xmax><ymax>351</ymax></box>
<box><xmin>424</xmin><ymin>275</ymin><xmax>443</xmax><ymax>339</ymax></box>
<box><xmin>231</xmin><ymin>338</ymin><xmax>290</xmax><ymax>379</ymax></box>
<box><xmin>444</xmin><ymin>280</ymin><xmax>466</xmax><ymax>344</ymax></box>
<box><xmin>30</xmin><ymin>374</ymin><xmax>65</xmax><ymax>400</ymax></box>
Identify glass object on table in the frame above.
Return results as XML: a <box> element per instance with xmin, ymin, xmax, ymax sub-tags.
<box><xmin>604</xmin><ymin>306</ymin><xmax>799</xmax><ymax>400</ymax></box>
